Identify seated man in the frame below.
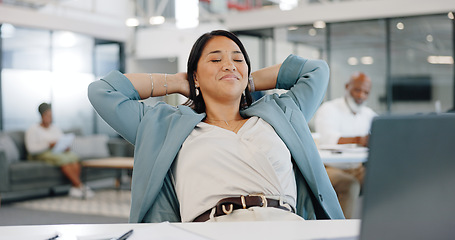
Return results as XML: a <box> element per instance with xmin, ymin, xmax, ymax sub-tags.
<box><xmin>25</xmin><ymin>102</ymin><xmax>94</xmax><ymax>198</ymax></box>
<box><xmin>314</xmin><ymin>72</ymin><xmax>377</xmax><ymax>218</ymax></box>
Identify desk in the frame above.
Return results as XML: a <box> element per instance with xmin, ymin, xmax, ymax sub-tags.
<box><xmin>0</xmin><ymin>220</ymin><xmax>360</xmax><ymax>240</ymax></box>
<box><xmin>319</xmin><ymin>150</ymin><xmax>368</xmax><ymax>164</ymax></box>
<box><xmin>319</xmin><ymin>149</ymin><xmax>367</xmax><ymax>170</ymax></box>
<box><xmin>318</xmin><ymin>146</ymin><xmax>368</xmax><ymax>170</ymax></box>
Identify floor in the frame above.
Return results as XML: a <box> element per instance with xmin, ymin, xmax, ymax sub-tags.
<box><xmin>0</xmin><ymin>184</ymin><xmax>130</xmax><ymax>226</ymax></box>
<box><xmin>0</xmin><ymin>204</ymin><xmax>128</xmax><ymax>226</ymax></box>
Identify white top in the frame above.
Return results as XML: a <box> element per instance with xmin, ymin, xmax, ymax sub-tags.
<box><xmin>314</xmin><ymin>97</ymin><xmax>377</xmax><ymax>145</ymax></box>
<box><xmin>172</xmin><ymin>117</ymin><xmax>297</xmax><ymax>222</ymax></box>
<box><xmin>25</xmin><ymin>123</ymin><xmax>63</xmax><ymax>154</ymax></box>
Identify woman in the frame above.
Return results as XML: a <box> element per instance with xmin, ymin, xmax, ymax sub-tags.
<box><xmin>25</xmin><ymin>103</ymin><xmax>94</xmax><ymax>198</ymax></box>
<box><xmin>88</xmin><ymin>30</ymin><xmax>344</xmax><ymax>222</ymax></box>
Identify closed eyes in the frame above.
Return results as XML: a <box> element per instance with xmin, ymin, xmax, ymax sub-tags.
<box><xmin>210</xmin><ymin>59</ymin><xmax>244</xmax><ymax>63</ymax></box>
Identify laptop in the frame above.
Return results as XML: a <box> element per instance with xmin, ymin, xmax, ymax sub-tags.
<box><xmin>359</xmin><ymin>114</ymin><xmax>455</xmax><ymax>240</ymax></box>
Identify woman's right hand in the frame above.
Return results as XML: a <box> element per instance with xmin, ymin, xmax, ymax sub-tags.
<box><xmin>174</xmin><ymin>72</ymin><xmax>190</xmax><ymax>97</ymax></box>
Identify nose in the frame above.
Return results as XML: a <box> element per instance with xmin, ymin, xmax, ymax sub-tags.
<box><xmin>223</xmin><ymin>59</ymin><xmax>236</xmax><ymax>71</ymax></box>
<box><xmin>355</xmin><ymin>92</ymin><xmax>368</xmax><ymax>104</ymax></box>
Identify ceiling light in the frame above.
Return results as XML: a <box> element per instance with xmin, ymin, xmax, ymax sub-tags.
<box><xmin>175</xmin><ymin>0</ymin><xmax>199</xmax><ymax>29</ymax></box>
<box><xmin>279</xmin><ymin>0</ymin><xmax>298</xmax><ymax>11</ymax></box>
<box><xmin>427</xmin><ymin>56</ymin><xmax>454</xmax><ymax>64</ymax></box>
<box><xmin>125</xmin><ymin>17</ymin><xmax>140</xmax><ymax>27</ymax></box>
<box><xmin>313</xmin><ymin>20</ymin><xmax>326</xmax><ymax>29</ymax></box>
<box><xmin>361</xmin><ymin>56</ymin><xmax>374</xmax><ymax>65</ymax></box>
<box><xmin>396</xmin><ymin>22</ymin><xmax>404</xmax><ymax>30</ymax></box>
<box><xmin>448</xmin><ymin>12</ymin><xmax>454</xmax><ymax>20</ymax></box>
<box><xmin>0</xmin><ymin>23</ymin><xmax>16</xmax><ymax>38</ymax></box>
<box><xmin>149</xmin><ymin>16</ymin><xmax>165</xmax><ymax>25</ymax></box>
<box><xmin>287</xmin><ymin>26</ymin><xmax>298</xmax><ymax>31</ymax></box>
<box><xmin>426</xmin><ymin>34</ymin><xmax>433</xmax><ymax>42</ymax></box>
<box><xmin>308</xmin><ymin>28</ymin><xmax>317</xmax><ymax>36</ymax></box>
<box><xmin>55</xmin><ymin>31</ymin><xmax>77</xmax><ymax>48</ymax></box>
<box><xmin>348</xmin><ymin>57</ymin><xmax>358</xmax><ymax>66</ymax></box>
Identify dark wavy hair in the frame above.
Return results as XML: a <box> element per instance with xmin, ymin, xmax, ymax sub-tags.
<box><xmin>184</xmin><ymin>30</ymin><xmax>253</xmax><ymax>113</ymax></box>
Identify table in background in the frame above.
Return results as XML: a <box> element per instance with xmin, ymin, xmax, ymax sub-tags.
<box><xmin>318</xmin><ymin>145</ymin><xmax>368</xmax><ymax>169</ymax></box>
<box><xmin>81</xmin><ymin>157</ymin><xmax>134</xmax><ymax>194</ymax></box>
<box><xmin>0</xmin><ymin>219</ymin><xmax>361</xmax><ymax>240</ymax></box>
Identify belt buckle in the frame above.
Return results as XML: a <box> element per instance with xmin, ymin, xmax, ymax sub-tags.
<box><xmin>249</xmin><ymin>193</ymin><xmax>268</xmax><ymax>208</ymax></box>
<box><xmin>222</xmin><ymin>204</ymin><xmax>234</xmax><ymax>215</ymax></box>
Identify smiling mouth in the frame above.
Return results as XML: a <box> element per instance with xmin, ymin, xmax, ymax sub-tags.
<box><xmin>220</xmin><ymin>75</ymin><xmax>239</xmax><ymax>80</ymax></box>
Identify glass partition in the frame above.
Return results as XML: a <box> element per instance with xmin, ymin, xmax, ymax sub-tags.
<box><xmin>286</xmin><ymin>24</ymin><xmax>326</xmax><ymax>60</ymax></box>
<box><xmin>51</xmin><ymin>31</ymin><xmax>95</xmax><ymax>134</ymax></box>
<box><xmin>329</xmin><ymin>20</ymin><xmax>387</xmax><ymax>114</ymax></box>
<box><xmin>389</xmin><ymin>15</ymin><xmax>454</xmax><ymax>113</ymax></box>
<box><xmin>1</xmin><ymin>26</ymin><xmax>53</xmax><ymax>130</ymax></box>
<box><xmin>236</xmin><ymin>14</ymin><xmax>453</xmax><ymax>115</ymax></box>
<box><xmin>1</xmin><ymin>25</ymin><xmax>122</xmax><ymax>135</ymax></box>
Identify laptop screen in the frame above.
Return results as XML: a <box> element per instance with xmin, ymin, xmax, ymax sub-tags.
<box><xmin>359</xmin><ymin>114</ymin><xmax>455</xmax><ymax>240</ymax></box>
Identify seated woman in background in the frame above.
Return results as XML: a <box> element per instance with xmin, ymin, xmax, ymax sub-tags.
<box><xmin>88</xmin><ymin>30</ymin><xmax>344</xmax><ymax>223</ymax></box>
<box><xmin>25</xmin><ymin>102</ymin><xmax>94</xmax><ymax>198</ymax></box>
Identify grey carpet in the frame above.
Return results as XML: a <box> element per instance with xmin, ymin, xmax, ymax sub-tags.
<box><xmin>0</xmin><ymin>204</ymin><xmax>128</xmax><ymax>225</ymax></box>
<box><xmin>0</xmin><ymin>189</ymin><xmax>130</xmax><ymax>226</ymax></box>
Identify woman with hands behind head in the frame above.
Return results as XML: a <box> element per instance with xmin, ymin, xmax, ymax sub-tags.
<box><xmin>88</xmin><ymin>30</ymin><xmax>344</xmax><ymax>223</ymax></box>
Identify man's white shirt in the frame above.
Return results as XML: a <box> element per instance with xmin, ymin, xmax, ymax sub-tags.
<box><xmin>314</xmin><ymin>97</ymin><xmax>377</xmax><ymax>146</ymax></box>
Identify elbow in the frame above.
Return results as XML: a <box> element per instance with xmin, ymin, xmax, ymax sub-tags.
<box><xmin>315</xmin><ymin>59</ymin><xmax>330</xmax><ymax>83</ymax></box>
<box><xmin>87</xmin><ymin>81</ymin><xmax>98</xmax><ymax>102</ymax></box>
<box><xmin>87</xmin><ymin>80</ymin><xmax>107</xmax><ymax>108</ymax></box>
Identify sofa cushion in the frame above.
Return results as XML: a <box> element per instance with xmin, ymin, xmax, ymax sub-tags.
<box><xmin>71</xmin><ymin>134</ymin><xmax>110</xmax><ymax>160</ymax></box>
<box><xmin>0</xmin><ymin>133</ymin><xmax>20</xmax><ymax>163</ymax></box>
<box><xmin>5</xmin><ymin>130</ymin><xmax>27</xmax><ymax>160</ymax></box>
<box><xmin>9</xmin><ymin>161</ymin><xmax>62</xmax><ymax>182</ymax></box>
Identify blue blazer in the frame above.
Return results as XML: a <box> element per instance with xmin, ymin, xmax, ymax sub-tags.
<box><xmin>88</xmin><ymin>54</ymin><xmax>345</xmax><ymax>223</ymax></box>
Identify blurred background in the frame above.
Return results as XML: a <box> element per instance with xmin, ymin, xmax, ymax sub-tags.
<box><xmin>0</xmin><ymin>0</ymin><xmax>453</xmax><ymax>135</ymax></box>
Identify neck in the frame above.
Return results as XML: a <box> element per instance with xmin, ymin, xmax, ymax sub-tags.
<box><xmin>204</xmin><ymin>99</ymin><xmax>243</xmax><ymax>123</ymax></box>
<box><xmin>205</xmin><ymin>113</ymin><xmax>243</xmax><ymax>125</ymax></box>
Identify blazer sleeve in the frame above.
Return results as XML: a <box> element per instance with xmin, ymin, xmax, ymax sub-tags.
<box><xmin>87</xmin><ymin>70</ymin><xmax>145</xmax><ymax>144</ymax></box>
<box><xmin>276</xmin><ymin>54</ymin><xmax>329</xmax><ymax>121</ymax></box>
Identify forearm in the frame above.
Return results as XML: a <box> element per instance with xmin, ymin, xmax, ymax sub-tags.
<box><xmin>250</xmin><ymin>63</ymin><xmax>281</xmax><ymax>91</ymax></box>
<box><xmin>338</xmin><ymin>136</ymin><xmax>369</xmax><ymax>147</ymax></box>
<box><xmin>124</xmin><ymin>73</ymin><xmax>189</xmax><ymax>99</ymax></box>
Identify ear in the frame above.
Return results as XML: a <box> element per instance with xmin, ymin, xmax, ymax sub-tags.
<box><xmin>194</xmin><ymin>73</ymin><xmax>199</xmax><ymax>87</ymax></box>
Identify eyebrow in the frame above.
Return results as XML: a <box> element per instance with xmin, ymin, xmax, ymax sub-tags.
<box><xmin>207</xmin><ymin>50</ymin><xmax>243</xmax><ymax>55</ymax></box>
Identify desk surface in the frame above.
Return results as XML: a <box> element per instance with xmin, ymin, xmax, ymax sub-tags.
<box><xmin>319</xmin><ymin>150</ymin><xmax>368</xmax><ymax>163</ymax></box>
<box><xmin>318</xmin><ymin>144</ymin><xmax>368</xmax><ymax>167</ymax></box>
<box><xmin>0</xmin><ymin>220</ymin><xmax>360</xmax><ymax>240</ymax></box>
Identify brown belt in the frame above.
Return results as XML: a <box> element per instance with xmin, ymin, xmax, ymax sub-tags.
<box><xmin>193</xmin><ymin>195</ymin><xmax>293</xmax><ymax>222</ymax></box>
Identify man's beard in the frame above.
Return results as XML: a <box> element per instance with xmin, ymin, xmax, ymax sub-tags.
<box><xmin>345</xmin><ymin>93</ymin><xmax>366</xmax><ymax>114</ymax></box>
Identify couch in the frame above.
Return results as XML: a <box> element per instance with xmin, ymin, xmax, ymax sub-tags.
<box><xmin>0</xmin><ymin>129</ymin><xmax>134</xmax><ymax>203</ymax></box>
